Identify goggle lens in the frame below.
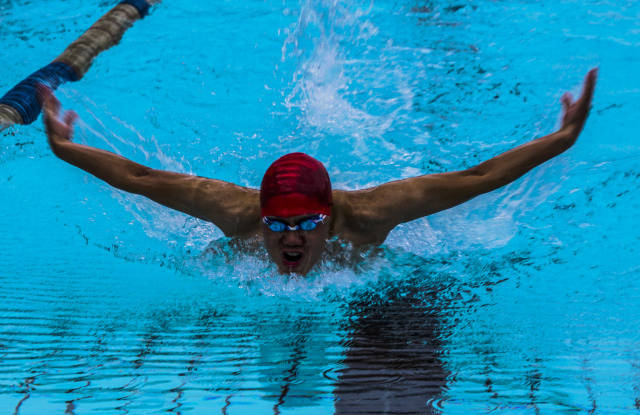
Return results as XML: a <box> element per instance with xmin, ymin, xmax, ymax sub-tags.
<box><xmin>267</xmin><ymin>221</ymin><xmax>287</xmax><ymax>232</ymax></box>
<box><xmin>263</xmin><ymin>215</ymin><xmax>325</xmax><ymax>232</ymax></box>
<box><xmin>299</xmin><ymin>219</ymin><xmax>318</xmax><ymax>231</ymax></box>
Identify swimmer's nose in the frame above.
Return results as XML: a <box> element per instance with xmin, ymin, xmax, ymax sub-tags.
<box><xmin>281</xmin><ymin>230</ymin><xmax>304</xmax><ymax>246</ymax></box>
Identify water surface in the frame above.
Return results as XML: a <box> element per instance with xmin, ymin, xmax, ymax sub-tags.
<box><xmin>1</xmin><ymin>0</ymin><xmax>639</xmax><ymax>413</ymax></box>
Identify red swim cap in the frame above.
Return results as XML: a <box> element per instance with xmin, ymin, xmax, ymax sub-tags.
<box><xmin>260</xmin><ymin>153</ymin><xmax>332</xmax><ymax>217</ymax></box>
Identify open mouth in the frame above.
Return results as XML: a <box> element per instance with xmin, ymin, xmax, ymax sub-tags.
<box><xmin>282</xmin><ymin>251</ymin><xmax>304</xmax><ymax>267</ymax></box>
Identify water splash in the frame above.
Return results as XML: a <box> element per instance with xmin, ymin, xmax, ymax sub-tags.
<box><xmin>281</xmin><ymin>0</ymin><xmax>414</xmax><ymax>160</ymax></box>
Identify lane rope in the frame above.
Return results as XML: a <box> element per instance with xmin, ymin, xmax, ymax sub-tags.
<box><xmin>119</xmin><ymin>0</ymin><xmax>151</xmax><ymax>17</ymax></box>
<box><xmin>0</xmin><ymin>62</ymin><xmax>78</xmax><ymax>124</ymax></box>
<box><xmin>0</xmin><ymin>1</ymin><xmax>155</xmax><ymax>127</ymax></box>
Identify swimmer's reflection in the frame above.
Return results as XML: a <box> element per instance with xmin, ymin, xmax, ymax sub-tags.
<box><xmin>335</xmin><ymin>284</ymin><xmax>448</xmax><ymax>414</ymax></box>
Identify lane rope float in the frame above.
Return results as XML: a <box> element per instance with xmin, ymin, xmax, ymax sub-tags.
<box><xmin>0</xmin><ymin>0</ymin><xmax>159</xmax><ymax>130</ymax></box>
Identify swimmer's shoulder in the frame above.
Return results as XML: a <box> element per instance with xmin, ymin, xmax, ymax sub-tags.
<box><xmin>330</xmin><ymin>189</ymin><xmax>392</xmax><ymax>246</ymax></box>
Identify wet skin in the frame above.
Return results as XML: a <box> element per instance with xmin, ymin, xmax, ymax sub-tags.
<box><xmin>261</xmin><ymin>214</ymin><xmax>331</xmax><ymax>275</ymax></box>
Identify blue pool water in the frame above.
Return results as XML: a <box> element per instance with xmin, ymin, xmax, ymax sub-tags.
<box><xmin>1</xmin><ymin>0</ymin><xmax>639</xmax><ymax>413</ymax></box>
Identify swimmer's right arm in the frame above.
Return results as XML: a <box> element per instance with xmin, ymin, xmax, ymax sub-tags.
<box><xmin>336</xmin><ymin>68</ymin><xmax>598</xmax><ymax>244</ymax></box>
<box><xmin>41</xmin><ymin>88</ymin><xmax>261</xmax><ymax>237</ymax></box>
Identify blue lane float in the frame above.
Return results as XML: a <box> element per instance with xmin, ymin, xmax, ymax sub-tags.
<box><xmin>120</xmin><ymin>0</ymin><xmax>151</xmax><ymax>17</ymax></box>
<box><xmin>0</xmin><ymin>1</ymin><xmax>156</xmax><ymax>127</ymax></box>
<box><xmin>0</xmin><ymin>62</ymin><xmax>79</xmax><ymax>125</ymax></box>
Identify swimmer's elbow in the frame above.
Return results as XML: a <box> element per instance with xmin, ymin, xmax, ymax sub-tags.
<box><xmin>463</xmin><ymin>165</ymin><xmax>506</xmax><ymax>194</ymax></box>
<box><xmin>116</xmin><ymin>165</ymin><xmax>155</xmax><ymax>193</ymax></box>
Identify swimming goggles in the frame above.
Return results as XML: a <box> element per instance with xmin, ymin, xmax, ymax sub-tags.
<box><xmin>262</xmin><ymin>214</ymin><xmax>327</xmax><ymax>232</ymax></box>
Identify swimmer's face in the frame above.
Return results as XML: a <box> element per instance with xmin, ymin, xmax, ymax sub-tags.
<box><xmin>262</xmin><ymin>214</ymin><xmax>330</xmax><ymax>275</ymax></box>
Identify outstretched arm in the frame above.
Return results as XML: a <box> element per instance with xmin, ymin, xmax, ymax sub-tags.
<box><xmin>338</xmin><ymin>68</ymin><xmax>598</xmax><ymax>243</ymax></box>
<box><xmin>41</xmin><ymin>88</ymin><xmax>260</xmax><ymax>237</ymax></box>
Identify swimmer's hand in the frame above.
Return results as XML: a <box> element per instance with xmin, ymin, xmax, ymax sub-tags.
<box><xmin>39</xmin><ymin>85</ymin><xmax>78</xmax><ymax>150</ymax></box>
<box><xmin>559</xmin><ymin>68</ymin><xmax>598</xmax><ymax>143</ymax></box>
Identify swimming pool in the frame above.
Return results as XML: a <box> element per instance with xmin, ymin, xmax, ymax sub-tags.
<box><xmin>1</xmin><ymin>0</ymin><xmax>639</xmax><ymax>413</ymax></box>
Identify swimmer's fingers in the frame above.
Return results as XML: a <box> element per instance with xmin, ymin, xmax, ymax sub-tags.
<box><xmin>57</xmin><ymin>110</ymin><xmax>78</xmax><ymax>141</ymax></box>
<box><xmin>38</xmin><ymin>85</ymin><xmax>58</xmax><ymax>119</ymax></box>
<box><xmin>561</xmin><ymin>92</ymin><xmax>573</xmax><ymax>112</ymax></box>
<box><xmin>560</xmin><ymin>91</ymin><xmax>575</xmax><ymax>128</ymax></box>
<box><xmin>63</xmin><ymin>110</ymin><xmax>78</xmax><ymax>128</ymax></box>
<box><xmin>573</xmin><ymin>68</ymin><xmax>597</xmax><ymax>115</ymax></box>
<box><xmin>580</xmin><ymin>68</ymin><xmax>598</xmax><ymax>107</ymax></box>
<box><xmin>36</xmin><ymin>83</ymin><xmax>51</xmax><ymax>105</ymax></box>
<box><xmin>39</xmin><ymin>85</ymin><xmax>76</xmax><ymax>143</ymax></box>
<box><xmin>561</xmin><ymin>67</ymin><xmax>598</xmax><ymax>135</ymax></box>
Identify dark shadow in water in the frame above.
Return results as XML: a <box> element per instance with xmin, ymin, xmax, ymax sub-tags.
<box><xmin>524</xmin><ymin>360</ymin><xmax>543</xmax><ymax>415</ymax></box>
<box><xmin>13</xmin><ymin>376</ymin><xmax>34</xmax><ymax>415</ymax></box>
<box><xmin>632</xmin><ymin>360</ymin><xmax>640</xmax><ymax>410</ymax></box>
<box><xmin>335</xmin><ymin>282</ymin><xmax>449</xmax><ymax>415</ymax></box>
<box><xmin>0</xmin><ymin>0</ymin><xmax>13</xmax><ymax>13</ymax></box>
<box><xmin>273</xmin><ymin>337</ymin><xmax>307</xmax><ymax>415</ymax></box>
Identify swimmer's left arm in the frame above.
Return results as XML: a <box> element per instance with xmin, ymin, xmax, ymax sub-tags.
<box><xmin>40</xmin><ymin>87</ymin><xmax>261</xmax><ymax>237</ymax></box>
<box><xmin>339</xmin><ymin>68</ymin><xmax>597</xmax><ymax>243</ymax></box>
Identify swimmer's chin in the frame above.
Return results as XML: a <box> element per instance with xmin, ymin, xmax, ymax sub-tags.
<box><xmin>275</xmin><ymin>261</ymin><xmax>315</xmax><ymax>276</ymax></box>
<box><xmin>276</xmin><ymin>265</ymin><xmax>311</xmax><ymax>276</ymax></box>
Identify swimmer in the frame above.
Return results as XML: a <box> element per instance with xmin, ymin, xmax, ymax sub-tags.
<box><xmin>40</xmin><ymin>68</ymin><xmax>597</xmax><ymax>275</ymax></box>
